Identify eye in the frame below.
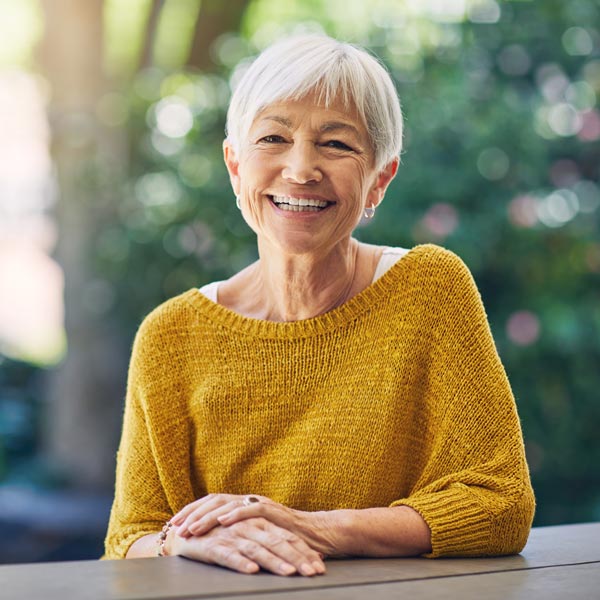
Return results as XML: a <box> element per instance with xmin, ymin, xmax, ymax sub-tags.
<box><xmin>259</xmin><ymin>135</ymin><xmax>286</xmax><ymax>143</ymax></box>
<box><xmin>323</xmin><ymin>140</ymin><xmax>353</xmax><ymax>151</ymax></box>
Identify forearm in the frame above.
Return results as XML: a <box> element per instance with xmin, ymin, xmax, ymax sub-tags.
<box><xmin>126</xmin><ymin>532</ymin><xmax>163</xmax><ymax>558</ymax></box>
<box><xmin>315</xmin><ymin>506</ymin><xmax>432</xmax><ymax>558</ymax></box>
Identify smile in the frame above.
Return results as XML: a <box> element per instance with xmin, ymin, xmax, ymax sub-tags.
<box><xmin>269</xmin><ymin>195</ymin><xmax>334</xmax><ymax>212</ymax></box>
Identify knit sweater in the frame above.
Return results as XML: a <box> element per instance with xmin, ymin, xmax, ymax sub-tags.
<box><xmin>104</xmin><ymin>243</ymin><xmax>535</xmax><ymax>560</ymax></box>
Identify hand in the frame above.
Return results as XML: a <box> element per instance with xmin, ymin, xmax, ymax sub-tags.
<box><xmin>171</xmin><ymin>493</ymin><xmax>335</xmax><ymax>557</ymax></box>
<box><xmin>172</xmin><ymin>493</ymin><xmax>276</xmax><ymax>538</ymax></box>
<box><xmin>169</xmin><ymin>517</ymin><xmax>325</xmax><ymax>576</ymax></box>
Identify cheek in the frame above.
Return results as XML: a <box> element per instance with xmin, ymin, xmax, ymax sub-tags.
<box><xmin>239</xmin><ymin>158</ymin><xmax>274</xmax><ymax>193</ymax></box>
<box><xmin>337</xmin><ymin>163</ymin><xmax>372</xmax><ymax>207</ymax></box>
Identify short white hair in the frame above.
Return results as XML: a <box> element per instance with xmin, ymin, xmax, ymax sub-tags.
<box><xmin>226</xmin><ymin>35</ymin><xmax>403</xmax><ymax>170</ymax></box>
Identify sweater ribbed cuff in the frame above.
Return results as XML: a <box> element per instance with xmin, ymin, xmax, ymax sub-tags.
<box><xmin>392</xmin><ymin>487</ymin><xmax>491</xmax><ymax>558</ymax></box>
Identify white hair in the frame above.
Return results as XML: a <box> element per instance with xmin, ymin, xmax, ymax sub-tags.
<box><xmin>226</xmin><ymin>35</ymin><xmax>403</xmax><ymax>170</ymax></box>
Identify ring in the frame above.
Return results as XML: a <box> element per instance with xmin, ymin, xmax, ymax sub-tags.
<box><xmin>242</xmin><ymin>495</ymin><xmax>260</xmax><ymax>507</ymax></box>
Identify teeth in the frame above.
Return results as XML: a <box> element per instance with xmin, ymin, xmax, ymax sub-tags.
<box><xmin>272</xmin><ymin>195</ymin><xmax>329</xmax><ymax>208</ymax></box>
<box><xmin>277</xmin><ymin>204</ymin><xmax>322</xmax><ymax>212</ymax></box>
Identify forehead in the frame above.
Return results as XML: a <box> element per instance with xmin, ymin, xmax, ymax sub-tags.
<box><xmin>251</xmin><ymin>93</ymin><xmax>368</xmax><ymax>137</ymax></box>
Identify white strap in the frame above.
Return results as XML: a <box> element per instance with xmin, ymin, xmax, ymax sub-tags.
<box><xmin>372</xmin><ymin>247</ymin><xmax>409</xmax><ymax>282</ymax></box>
<box><xmin>198</xmin><ymin>280</ymin><xmax>222</xmax><ymax>302</ymax></box>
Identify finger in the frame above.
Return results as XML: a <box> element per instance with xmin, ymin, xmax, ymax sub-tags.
<box><xmin>237</xmin><ymin>539</ymin><xmax>297</xmax><ymax>576</ymax></box>
<box><xmin>178</xmin><ymin>496</ymin><xmax>240</xmax><ymax>537</ymax></box>
<box><xmin>218</xmin><ymin>502</ymin><xmax>296</xmax><ymax>537</ymax></box>
<box><xmin>171</xmin><ymin>495</ymin><xmax>216</xmax><ymax>525</ymax></box>
<box><xmin>240</xmin><ymin>520</ymin><xmax>325</xmax><ymax>576</ymax></box>
<box><xmin>217</xmin><ymin>502</ymin><xmax>265</xmax><ymax>527</ymax></box>
<box><xmin>173</xmin><ymin>493</ymin><xmax>245</xmax><ymax>526</ymax></box>
<box><xmin>187</xmin><ymin>501</ymin><xmax>246</xmax><ymax>537</ymax></box>
<box><xmin>206</xmin><ymin>541</ymin><xmax>261</xmax><ymax>575</ymax></box>
<box><xmin>217</xmin><ymin>500</ymin><xmax>294</xmax><ymax>532</ymax></box>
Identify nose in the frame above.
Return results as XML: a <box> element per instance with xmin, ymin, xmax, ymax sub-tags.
<box><xmin>281</xmin><ymin>142</ymin><xmax>322</xmax><ymax>184</ymax></box>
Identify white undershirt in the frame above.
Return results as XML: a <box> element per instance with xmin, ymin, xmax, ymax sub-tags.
<box><xmin>198</xmin><ymin>246</ymin><xmax>409</xmax><ymax>303</ymax></box>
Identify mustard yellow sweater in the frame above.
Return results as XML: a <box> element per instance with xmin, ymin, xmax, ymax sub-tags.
<box><xmin>104</xmin><ymin>244</ymin><xmax>535</xmax><ymax>559</ymax></box>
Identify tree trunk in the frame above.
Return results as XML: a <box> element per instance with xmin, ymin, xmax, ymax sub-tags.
<box><xmin>39</xmin><ymin>0</ymin><xmax>128</xmax><ymax>490</ymax></box>
<box><xmin>139</xmin><ymin>0</ymin><xmax>165</xmax><ymax>69</ymax></box>
<box><xmin>187</xmin><ymin>0</ymin><xmax>251</xmax><ymax>71</ymax></box>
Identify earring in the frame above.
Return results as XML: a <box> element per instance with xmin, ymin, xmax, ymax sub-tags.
<box><xmin>236</xmin><ymin>195</ymin><xmax>241</xmax><ymax>210</ymax></box>
<box><xmin>363</xmin><ymin>205</ymin><xmax>376</xmax><ymax>219</ymax></box>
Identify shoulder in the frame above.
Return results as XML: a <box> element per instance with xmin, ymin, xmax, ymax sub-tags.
<box><xmin>131</xmin><ymin>289</ymin><xmax>205</xmax><ymax>358</ymax></box>
<box><xmin>402</xmin><ymin>244</ymin><xmax>484</xmax><ymax>318</ymax></box>
<box><xmin>393</xmin><ymin>243</ymin><xmax>476</xmax><ymax>295</ymax></box>
<box><xmin>408</xmin><ymin>243</ymin><xmax>471</xmax><ymax>272</ymax></box>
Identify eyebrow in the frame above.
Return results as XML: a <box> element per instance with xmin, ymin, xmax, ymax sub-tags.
<box><xmin>262</xmin><ymin>116</ymin><xmax>293</xmax><ymax>127</ymax></box>
<box><xmin>260</xmin><ymin>116</ymin><xmax>361</xmax><ymax>138</ymax></box>
<box><xmin>319</xmin><ymin>121</ymin><xmax>361</xmax><ymax>137</ymax></box>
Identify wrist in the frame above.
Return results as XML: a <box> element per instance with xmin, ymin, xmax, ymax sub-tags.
<box><xmin>164</xmin><ymin>524</ymin><xmax>181</xmax><ymax>556</ymax></box>
<box><xmin>157</xmin><ymin>521</ymin><xmax>181</xmax><ymax>557</ymax></box>
<box><xmin>307</xmin><ymin>510</ymin><xmax>349</xmax><ymax>557</ymax></box>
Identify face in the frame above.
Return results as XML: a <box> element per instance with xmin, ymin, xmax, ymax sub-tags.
<box><xmin>224</xmin><ymin>93</ymin><xmax>398</xmax><ymax>257</ymax></box>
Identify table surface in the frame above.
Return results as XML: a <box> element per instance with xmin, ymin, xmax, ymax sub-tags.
<box><xmin>1</xmin><ymin>522</ymin><xmax>598</xmax><ymax>600</ymax></box>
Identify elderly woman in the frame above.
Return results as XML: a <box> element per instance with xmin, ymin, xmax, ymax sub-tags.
<box><xmin>104</xmin><ymin>34</ymin><xmax>535</xmax><ymax>576</ymax></box>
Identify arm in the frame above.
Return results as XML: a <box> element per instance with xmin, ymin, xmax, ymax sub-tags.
<box><xmin>104</xmin><ymin>315</ymin><xmax>189</xmax><ymax>560</ymax></box>
<box><xmin>309</xmin><ymin>506</ymin><xmax>431</xmax><ymax>557</ymax></box>
<box><xmin>106</xmin><ymin>316</ymin><xmax>325</xmax><ymax>575</ymax></box>
<box><xmin>173</xmin><ymin>496</ymin><xmax>431</xmax><ymax>557</ymax></box>
<box><xmin>218</xmin><ymin>503</ymin><xmax>432</xmax><ymax>557</ymax></box>
<box><xmin>103</xmin><ymin>375</ymin><xmax>172</xmax><ymax>559</ymax></box>
<box><xmin>125</xmin><ymin>533</ymin><xmax>159</xmax><ymax>558</ymax></box>
<box><xmin>392</xmin><ymin>248</ymin><xmax>535</xmax><ymax>556</ymax></box>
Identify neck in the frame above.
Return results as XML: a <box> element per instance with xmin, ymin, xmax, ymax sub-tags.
<box><xmin>247</xmin><ymin>238</ymin><xmax>361</xmax><ymax>322</ymax></box>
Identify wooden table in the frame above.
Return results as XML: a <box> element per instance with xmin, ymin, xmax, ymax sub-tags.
<box><xmin>1</xmin><ymin>522</ymin><xmax>598</xmax><ymax>599</ymax></box>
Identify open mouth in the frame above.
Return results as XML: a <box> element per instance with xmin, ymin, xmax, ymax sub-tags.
<box><xmin>269</xmin><ymin>195</ymin><xmax>334</xmax><ymax>213</ymax></box>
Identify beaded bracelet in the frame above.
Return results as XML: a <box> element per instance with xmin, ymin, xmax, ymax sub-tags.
<box><xmin>157</xmin><ymin>521</ymin><xmax>173</xmax><ymax>557</ymax></box>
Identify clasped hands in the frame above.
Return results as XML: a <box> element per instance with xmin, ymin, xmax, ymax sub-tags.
<box><xmin>168</xmin><ymin>493</ymin><xmax>330</xmax><ymax>576</ymax></box>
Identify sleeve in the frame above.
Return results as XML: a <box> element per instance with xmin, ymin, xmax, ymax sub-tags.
<box><xmin>103</xmin><ymin>318</ymin><xmax>179</xmax><ymax>560</ymax></box>
<box><xmin>390</xmin><ymin>248</ymin><xmax>535</xmax><ymax>557</ymax></box>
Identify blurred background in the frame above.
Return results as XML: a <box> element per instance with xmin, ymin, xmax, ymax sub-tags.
<box><xmin>0</xmin><ymin>0</ymin><xmax>598</xmax><ymax>564</ymax></box>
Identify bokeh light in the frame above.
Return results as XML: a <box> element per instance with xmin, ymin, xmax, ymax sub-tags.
<box><xmin>536</xmin><ymin>190</ymin><xmax>579</xmax><ymax>228</ymax></box>
<box><xmin>477</xmin><ymin>147</ymin><xmax>509</xmax><ymax>181</ymax></box>
<box><xmin>508</xmin><ymin>195</ymin><xmax>538</xmax><ymax>229</ymax></box>
<box><xmin>497</xmin><ymin>44</ymin><xmax>531</xmax><ymax>77</ymax></box>
<box><xmin>421</xmin><ymin>203</ymin><xmax>459</xmax><ymax>239</ymax></box>
<box><xmin>154</xmin><ymin>97</ymin><xmax>194</xmax><ymax>138</ymax></box>
<box><xmin>562</xmin><ymin>27</ymin><xmax>594</xmax><ymax>57</ymax></box>
<box><xmin>507</xmin><ymin>310</ymin><xmax>541</xmax><ymax>347</ymax></box>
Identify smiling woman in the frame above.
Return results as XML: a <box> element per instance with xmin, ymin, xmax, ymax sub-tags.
<box><xmin>104</xmin><ymin>34</ymin><xmax>535</xmax><ymax>576</ymax></box>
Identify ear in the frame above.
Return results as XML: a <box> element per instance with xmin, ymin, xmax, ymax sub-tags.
<box><xmin>366</xmin><ymin>157</ymin><xmax>399</xmax><ymax>209</ymax></box>
<box><xmin>223</xmin><ymin>139</ymin><xmax>241</xmax><ymax>196</ymax></box>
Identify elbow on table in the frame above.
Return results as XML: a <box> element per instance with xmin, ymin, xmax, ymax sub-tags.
<box><xmin>487</xmin><ymin>485</ymin><xmax>536</xmax><ymax>556</ymax></box>
<box><xmin>426</xmin><ymin>484</ymin><xmax>536</xmax><ymax>558</ymax></box>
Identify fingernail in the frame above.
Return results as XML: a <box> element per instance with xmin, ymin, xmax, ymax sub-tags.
<box><xmin>217</xmin><ymin>514</ymin><xmax>230</xmax><ymax>523</ymax></box>
<box><xmin>279</xmin><ymin>563</ymin><xmax>296</xmax><ymax>575</ymax></box>
<box><xmin>300</xmin><ymin>563</ymin><xmax>316</xmax><ymax>576</ymax></box>
<box><xmin>312</xmin><ymin>561</ymin><xmax>325</xmax><ymax>574</ymax></box>
<box><xmin>245</xmin><ymin>562</ymin><xmax>259</xmax><ymax>573</ymax></box>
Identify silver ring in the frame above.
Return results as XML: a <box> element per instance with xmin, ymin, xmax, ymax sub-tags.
<box><xmin>242</xmin><ymin>495</ymin><xmax>260</xmax><ymax>507</ymax></box>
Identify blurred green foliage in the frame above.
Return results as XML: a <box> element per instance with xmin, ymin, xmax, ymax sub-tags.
<box><xmin>1</xmin><ymin>0</ymin><xmax>599</xmax><ymax>532</ymax></box>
